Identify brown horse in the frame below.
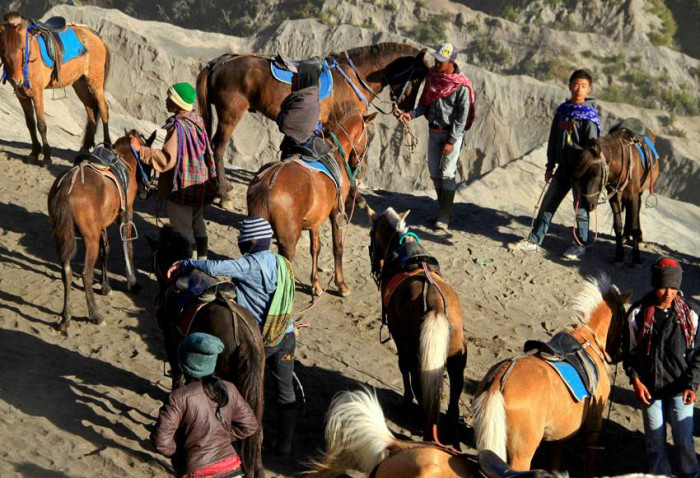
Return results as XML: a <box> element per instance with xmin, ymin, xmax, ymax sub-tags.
<box><xmin>473</xmin><ymin>276</ymin><xmax>631</xmax><ymax>475</ymax></box>
<box><xmin>246</xmin><ymin>110</ymin><xmax>376</xmax><ymax>297</ymax></box>
<box><xmin>572</xmin><ymin>126</ymin><xmax>659</xmax><ymax>264</ymax></box>
<box><xmin>367</xmin><ymin>207</ymin><xmax>467</xmax><ymax>446</ymax></box>
<box><xmin>0</xmin><ymin>12</ymin><xmax>110</xmax><ymax>165</ymax></box>
<box><xmin>310</xmin><ymin>388</ymin><xmax>560</xmax><ymax>478</ymax></box>
<box><xmin>196</xmin><ymin>42</ymin><xmax>429</xmax><ymax>206</ymax></box>
<box><xmin>48</xmin><ymin>132</ymin><xmax>142</xmax><ymax>333</ymax></box>
<box><xmin>150</xmin><ymin>226</ymin><xmax>266</xmax><ymax>478</ymax></box>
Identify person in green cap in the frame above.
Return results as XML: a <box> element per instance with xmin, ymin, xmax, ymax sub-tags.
<box><xmin>132</xmin><ymin>82</ymin><xmax>217</xmax><ymax>259</ymax></box>
<box><xmin>151</xmin><ymin>332</ymin><xmax>258</xmax><ymax>477</ymax></box>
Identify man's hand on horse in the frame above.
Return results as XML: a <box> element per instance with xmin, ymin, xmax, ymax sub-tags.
<box><xmin>166</xmin><ymin>261</ymin><xmax>182</xmax><ymax>281</ymax></box>
<box><xmin>442</xmin><ymin>143</ymin><xmax>454</xmax><ymax>156</ymax></box>
<box><xmin>130</xmin><ymin>136</ymin><xmax>142</xmax><ymax>153</ymax></box>
<box><xmin>633</xmin><ymin>377</ymin><xmax>652</xmax><ymax>406</ymax></box>
<box><xmin>545</xmin><ymin>169</ymin><xmax>554</xmax><ymax>183</ymax></box>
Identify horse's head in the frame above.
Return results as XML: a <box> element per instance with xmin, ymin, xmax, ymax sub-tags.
<box><xmin>388</xmin><ymin>48</ymin><xmax>431</xmax><ymax>113</ymax></box>
<box><xmin>148</xmin><ymin>225</ymin><xmax>193</xmax><ymax>290</ymax></box>
<box><xmin>328</xmin><ymin>111</ymin><xmax>377</xmax><ymax>182</ymax></box>
<box><xmin>113</xmin><ymin>130</ymin><xmax>157</xmax><ymax>198</ymax></box>
<box><xmin>571</xmin><ymin>142</ymin><xmax>607</xmax><ymax>212</ymax></box>
<box><xmin>602</xmin><ymin>285</ymin><xmax>633</xmax><ymax>363</ymax></box>
<box><xmin>0</xmin><ymin>12</ymin><xmax>30</xmax><ymax>87</ymax></box>
<box><xmin>367</xmin><ymin>207</ymin><xmax>410</xmax><ymax>284</ymax></box>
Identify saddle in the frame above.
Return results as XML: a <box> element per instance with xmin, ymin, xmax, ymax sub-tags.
<box><xmin>611</xmin><ymin>117</ymin><xmax>659</xmax><ymax>172</ymax></box>
<box><xmin>381</xmin><ymin>241</ymin><xmax>441</xmax><ymax>286</ymax></box>
<box><xmin>74</xmin><ymin>146</ymin><xmax>130</xmax><ymax>208</ymax></box>
<box><xmin>32</xmin><ymin>16</ymin><xmax>67</xmax><ymax>33</ymax></box>
<box><xmin>273</xmin><ymin>54</ymin><xmax>322</xmax><ymax>73</ymax></box>
<box><xmin>524</xmin><ymin>331</ymin><xmax>599</xmax><ymax>396</ymax></box>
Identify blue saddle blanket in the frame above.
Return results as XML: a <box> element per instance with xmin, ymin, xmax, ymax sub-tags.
<box><xmin>294</xmin><ymin>158</ymin><xmax>339</xmax><ymax>189</ymax></box>
<box><xmin>37</xmin><ymin>27</ymin><xmax>86</xmax><ymax>68</ymax></box>
<box><xmin>270</xmin><ymin>60</ymin><xmax>333</xmax><ymax>100</ymax></box>
<box><xmin>545</xmin><ymin>360</ymin><xmax>590</xmax><ymax>402</ymax></box>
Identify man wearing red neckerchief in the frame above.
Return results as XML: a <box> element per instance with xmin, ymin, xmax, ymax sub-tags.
<box><xmin>398</xmin><ymin>42</ymin><xmax>474</xmax><ymax>231</ymax></box>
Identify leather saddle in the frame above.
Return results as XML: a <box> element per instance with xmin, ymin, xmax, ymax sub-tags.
<box><xmin>381</xmin><ymin>241</ymin><xmax>441</xmax><ymax>284</ymax></box>
<box><xmin>273</xmin><ymin>54</ymin><xmax>322</xmax><ymax>73</ymax></box>
<box><xmin>32</xmin><ymin>16</ymin><xmax>67</xmax><ymax>33</ymax></box>
<box><xmin>74</xmin><ymin>146</ymin><xmax>130</xmax><ymax>206</ymax></box>
<box><xmin>175</xmin><ymin>269</ymin><xmax>236</xmax><ymax>305</ymax></box>
<box><xmin>31</xmin><ymin>17</ymin><xmax>67</xmax><ymax>69</ymax></box>
<box><xmin>524</xmin><ymin>331</ymin><xmax>598</xmax><ymax>395</ymax></box>
<box><xmin>477</xmin><ymin>450</ymin><xmax>557</xmax><ymax>478</ymax></box>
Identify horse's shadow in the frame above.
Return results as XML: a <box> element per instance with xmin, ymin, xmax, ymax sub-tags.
<box><xmin>0</xmin><ymin>329</ymin><xmax>169</xmax><ymax>473</ymax></box>
<box><xmin>0</xmin><ymin>137</ymin><xmax>76</xmax><ymax>166</ymax></box>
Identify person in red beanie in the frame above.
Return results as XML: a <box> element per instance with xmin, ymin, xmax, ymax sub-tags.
<box><xmin>623</xmin><ymin>257</ymin><xmax>700</xmax><ymax>477</ymax></box>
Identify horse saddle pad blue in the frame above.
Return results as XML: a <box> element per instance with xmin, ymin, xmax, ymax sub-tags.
<box><xmin>635</xmin><ymin>136</ymin><xmax>659</xmax><ymax>169</ymax></box>
<box><xmin>292</xmin><ymin>158</ymin><xmax>340</xmax><ymax>189</ymax></box>
<box><xmin>37</xmin><ymin>27</ymin><xmax>86</xmax><ymax>68</ymax></box>
<box><xmin>270</xmin><ymin>60</ymin><xmax>333</xmax><ymax>100</ymax></box>
<box><xmin>544</xmin><ymin>360</ymin><xmax>590</xmax><ymax>402</ymax></box>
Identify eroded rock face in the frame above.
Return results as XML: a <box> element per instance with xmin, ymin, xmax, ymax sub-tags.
<box><xmin>24</xmin><ymin>5</ymin><xmax>700</xmax><ymax>206</ymax></box>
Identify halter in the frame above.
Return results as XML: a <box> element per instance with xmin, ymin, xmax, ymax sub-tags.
<box><xmin>368</xmin><ymin>218</ymin><xmax>407</xmax><ymax>285</ymax></box>
<box><xmin>329</xmin><ymin>111</ymin><xmax>370</xmax><ymax>188</ymax></box>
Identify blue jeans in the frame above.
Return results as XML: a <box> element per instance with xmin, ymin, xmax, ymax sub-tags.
<box><xmin>642</xmin><ymin>395</ymin><xmax>699</xmax><ymax>477</ymax></box>
<box><xmin>528</xmin><ymin>167</ymin><xmax>589</xmax><ymax>245</ymax></box>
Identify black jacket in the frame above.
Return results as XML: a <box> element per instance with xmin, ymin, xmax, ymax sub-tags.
<box><xmin>546</xmin><ymin>98</ymin><xmax>600</xmax><ymax>171</ymax></box>
<box><xmin>623</xmin><ymin>294</ymin><xmax>700</xmax><ymax>399</ymax></box>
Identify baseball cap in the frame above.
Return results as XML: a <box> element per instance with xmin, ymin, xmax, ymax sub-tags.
<box><xmin>432</xmin><ymin>42</ymin><xmax>458</xmax><ymax>63</ymax></box>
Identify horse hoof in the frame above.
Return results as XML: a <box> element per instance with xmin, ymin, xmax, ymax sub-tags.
<box><xmin>312</xmin><ymin>287</ymin><xmax>323</xmax><ymax>297</ymax></box>
<box><xmin>101</xmin><ymin>286</ymin><xmax>112</xmax><ymax>296</ymax></box>
<box><xmin>90</xmin><ymin>316</ymin><xmax>106</xmax><ymax>326</ymax></box>
<box><xmin>129</xmin><ymin>282</ymin><xmax>142</xmax><ymax>294</ymax></box>
<box><xmin>219</xmin><ymin>198</ymin><xmax>234</xmax><ymax>211</ymax></box>
<box><xmin>57</xmin><ymin>320</ymin><xmax>70</xmax><ymax>334</ymax></box>
<box><xmin>338</xmin><ymin>286</ymin><xmax>351</xmax><ymax>297</ymax></box>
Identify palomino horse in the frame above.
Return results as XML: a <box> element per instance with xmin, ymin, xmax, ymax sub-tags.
<box><xmin>48</xmin><ymin>132</ymin><xmax>143</xmax><ymax>333</ymax></box>
<box><xmin>246</xmin><ymin>110</ymin><xmax>376</xmax><ymax>297</ymax></box>
<box><xmin>0</xmin><ymin>12</ymin><xmax>110</xmax><ymax>165</ymax></box>
<box><xmin>367</xmin><ymin>207</ymin><xmax>467</xmax><ymax>445</ymax></box>
<box><xmin>572</xmin><ymin>126</ymin><xmax>659</xmax><ymax>264</ymax></box>
<box><xmin>473</xmin><ymin>276</ymin><xmax>631</xmax><ymax>475</ymax></box>
<box><xmin>310</xmin><ymin>388</ymin><xmax>559</xmax><ymax>478</ymax></box>
<box><xmin>196</xmin><ymin>42</ymin><xmax>429</xmax><ymax>205</ymax></box>
<box><xmin>150</xmin><ymin>226</ymin><xmax>266</xmax><ymax>478</ymax></box>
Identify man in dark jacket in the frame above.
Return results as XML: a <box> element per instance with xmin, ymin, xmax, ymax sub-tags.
<box><xmin>277</xmin><ymin>63</ymin><xmax>323</xmax><ymax>159</ymax></box>
<box><xmin>623</xmin><ymin>257</ymin><xmax>700</xmax><ymax>477</ymax></box>
<box><xmin>398</xmin><ymin>42</ymin><xmax>474</xmax><ymax>231</ymax></box>
<box><xmin>517</xmin><ymin>69</ymin><xmax>601</xmax><ymax>259</ymax></box>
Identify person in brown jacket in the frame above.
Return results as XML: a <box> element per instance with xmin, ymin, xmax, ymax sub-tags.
<box><xmin>151</xmin><ymin>333</ymin><xmax>258</xmax><ymax>478</ymax></box>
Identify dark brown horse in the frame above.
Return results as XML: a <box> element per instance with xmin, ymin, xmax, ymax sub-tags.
<box><xmin>473</xmin><ymin>276</ymin><xmax>630</xmax><ymax>475</ymax></box>
<box><xmin>196</xmin><ymin>42</ymin><xmax>429</xmax><ymax>206</ymax></box>
<box><xmin>311</xmin><ymin>388</ymin><xmax>559</xmax><ymax>478</ymax></box>
<box><xmin>0</xmin><ymin>12</ymin><xmax>110</xmax><ymax>165</ymax></box>
<box><xmin>150</xmin><ymin>226</ymin><xmax>266</xmax><ymax>478</ymax></box>
<box><xmin>573</xmin><ymin>126</ymin><xmax>659</xmax><ymax>264</ymax></box>
<box><xmin>48</xmin><ymin>132</ymin><xmax>142</xmax><ymax>333</ymax></box>
<box><xmin>367</xmin><ymin>207</ymin><xmax>467</xmax><ymax>446</ymax></box>
<box><xmin>247</xmin><ymin>110</ymin><xmax>376</xmax><ymax>297</ymax></box>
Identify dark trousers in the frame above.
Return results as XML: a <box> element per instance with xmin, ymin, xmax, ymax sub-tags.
<box><xmin>265</xmin><ymin>332</ymin><xmax>296</xmax><ymax>405</ymax></box>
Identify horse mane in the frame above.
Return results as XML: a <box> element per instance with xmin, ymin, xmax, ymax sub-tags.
<box><xmin>337</xmin><ymin>42</ymin><xmax>420</xmax><ymax>61</ymax></box>
<box><xmin>570</xmin><ymin>274</ymin><xmax>619</xmax><ymax>324</ymax></box>
<box><xmin>325</xmin><ymin>102</ymin><xmax>359</xmax><ymax>131</ymax></box>
<box><xmin>381</xmin><ymin>207</ymin><xmax>407</xmax><ymax>233</ymax></box>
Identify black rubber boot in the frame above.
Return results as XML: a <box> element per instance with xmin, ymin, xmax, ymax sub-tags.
<box><xmin>435</xmin><ymin>189</ymin><xmax>456</xmax><ymax>231</ymax></box>
<box><xmin>195</xmin><ymin>236</ymin><xmax>208</xmax><ymax>260</ymax></box>
<box><xmin>275</xmin><ymin>403</ymin><xmax>297</xmax><ymax>456</ymax></box>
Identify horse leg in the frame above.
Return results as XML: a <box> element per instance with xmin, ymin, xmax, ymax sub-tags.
<box><xmin>444</xmin><ymin>350</ymin><xmax>467</xmax><ymax>447</ymax></box>
<box><xmin>213</xmin><ymin>102</ymin><xmax>247</xmax><ymax>209</ymax></box>
<box><xmin>87</xmin><ymin>70</ymin><xmax>111</xmax><ymax>146</ymax></box>
<box><xmin>397</xmin><ymin>348</ymin><xmax>415</xmax><ymax>407</ymax></box>
<box><xmin>82</xmin><ymin>234</ymin><xmax>104</xmax><ymax>325</ymax></box>
<box><xmin>58</xmin><ymin>259</ymin><xmax>73</xmax><ymax>333</ymax></box>
<box><xmin>99</xmin><ymin>229</ymin><xmax>111</xmax><ymax>295</ymax></box>
<box><xmin>121</xmin><ymin>210</ymin><xmax>140</xmax><ymax>292</ymax></box>
<box><xmin>631</xmin><ymin>194</ymin><xmax>643</xmax><ymax>265</ymax></box>
<box><xmin>549</xmin><ymin>440</ymin><xmax>564</xmax><ymax>472</ymax></box>
<box><xmin>17</xmin><ymin>96</ymin><xmax>41</xmax><ymax>163</ymax></box>
<box><xmin>329</xmin><ymin>207</ymin><xmax>350</xmax><ymax>297</ymax></box>
<box><xmin>609</xmin><ymin>195</ymin><xmax>624</xmax><ymax>264</ymax></box>
<box><xmin>32</xmin><ymin>92</ymin><xmax>52</xmax><ymax>166</ymax></box>
<box><xmin>72</xmin><ymin>77</ymin><xmax>99</xmax><ymax>151</ymax></box>
<box><xmin>309</xmin><ymin>228</ymin><xmax>323</xmax><ymax>297</ymax></box>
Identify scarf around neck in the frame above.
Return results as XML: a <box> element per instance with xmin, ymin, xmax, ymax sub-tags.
<box><xmin>555</xmin><ymin>100</ymin><xmax>602</xmax><ymax>136</ymax></box>
<box><xmin>638</xmin><ymin>291</ymin><xmax>694</xmax><ymax>355</ymax></box>
<box><xmin>419</xmin><ymin>67</ymin><xmax>474</xmax><ymax>106</ymax></box>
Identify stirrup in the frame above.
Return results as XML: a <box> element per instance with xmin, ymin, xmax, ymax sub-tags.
<box><xmin>120</xmin><ymin>221</ymin><xmax>138</xmax><ymax>241</ymax></box>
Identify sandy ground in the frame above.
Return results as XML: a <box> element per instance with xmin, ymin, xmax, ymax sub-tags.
<box><xmin>1</xmin><ymin>136</ymin><xmax>699</xmax><ymax>478</ymax></box>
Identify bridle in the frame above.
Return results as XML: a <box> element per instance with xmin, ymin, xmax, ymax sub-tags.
<box><xmin>329</xmin><ymin>111</ymin><xmax>370</xmax><ymax>187</ymax></box>
<box><xmin>368</xmin><ymin>217</ymin><xmax>412</xmax><ymax>286</ymax></box>
<box><xmin>579</xmin><ymin>139</ymin><xmax>633</xmax><ymax>206</ymax></box>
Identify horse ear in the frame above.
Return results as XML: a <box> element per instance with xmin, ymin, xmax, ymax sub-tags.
<box><xmin>363</xmin><ymin>112</ymin><xmax>378</xmax><ymax>124</ymax></box>
<box><xmin>399</xmin><ymin>209</ymin><xmax>411</xmax><ymax>221</ymax></box>
<box><xmin>620</xmin><ymin>289</ymin><xmax>633</xmax><ymax>305</ymax></box>
<box><xmin>421</xmin><ymin>49</ymin><xmax>432</xmax><ymax>68</ymax></box>
<box><xmin>366</xmin><ymin>205</ymin><xmax>378</xmax><ymax>223</ymax></box>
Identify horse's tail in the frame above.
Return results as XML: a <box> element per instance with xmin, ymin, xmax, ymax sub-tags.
<box><xmin>473</xmin><ymin>388</ymin><xmax>507</xmax><ymax>461</ymax></box>
<box><xmin>196</xmin><ymin>64</ymin><xmax>213</xmax><ymax>137</ymax></box>
<box><xmin>103</xmin><ymin>42</ymin><xmax>111</xmax><ymax>82</ymax></box>
<box><xmin>310</xmin><ymin>388</ymin><xmax>396</xmax><ymax>476</ymax></box>
<box><xmin>48</xmin><ymin>174</ymin><xmax>77</xmax><ymax>266</ymax></box>
<box><xmin>246</xmin><ymin>178</ymin><xmax>271</xmax><ymax>221</ymax></box>
<box><xmin>419</xmin><ymin>307</ymin><xmax>450</xmax><ymax>425</ymax></box>
<box><xmin>236</xmin><ymin>314</ymin><xmax>266</xmax><ymax>478</ymax></box>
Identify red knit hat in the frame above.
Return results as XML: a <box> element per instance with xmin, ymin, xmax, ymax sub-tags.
<box><xmin>651</xmin><ymin>257</ymin><xmax>682</xmax><ymax>289</ymax></box>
